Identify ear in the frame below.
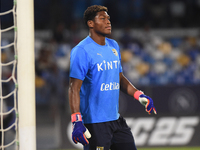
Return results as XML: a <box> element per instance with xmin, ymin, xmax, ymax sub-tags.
<box><xmin>87</xmin><ymin>20</ymin><xmax>94</xmax><ymax>28</ymax></box>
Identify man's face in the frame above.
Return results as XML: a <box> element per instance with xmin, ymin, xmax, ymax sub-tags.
<box><xmin>92</xmin><ymin>11</ymin><xmax>111</xmax><ymax>36</ymax></box>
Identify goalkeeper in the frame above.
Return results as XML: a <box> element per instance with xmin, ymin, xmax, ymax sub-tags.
<box><xmin>69</xmin><ymin>5</ymin><xmax>157</xmax><ymax>150</ymax></box>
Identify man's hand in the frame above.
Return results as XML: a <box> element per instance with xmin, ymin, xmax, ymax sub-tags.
<box><xmin>71</xmin><ymin>112</ymin><xmax>91</xmax><ymax>146</ymax></box>
<box><xmin>139</xmin><ymin>94</ymin><xmax>157</xmax><ymax>115</ymax></box>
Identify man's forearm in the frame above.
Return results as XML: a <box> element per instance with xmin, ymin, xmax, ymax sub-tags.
<box><xmin>68</xmin><ymin>78</ymin><xmax>81</xmax><ymax>114</ymax></box>
<box><xmin>69</xmin><ymin>89</ymin><xmax>80</xmax><ymax>114</ymax></box>
<box><xmin>120</xmin><ymin>73</ymin><xmax>138</xmax><ymax>97</ymax></box>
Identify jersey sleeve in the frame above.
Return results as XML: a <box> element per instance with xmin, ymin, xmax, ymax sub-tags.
<box><xmin>70</xmin><ymin>46</ymin><xmax>90</xmax><ymax>80</ymax></box>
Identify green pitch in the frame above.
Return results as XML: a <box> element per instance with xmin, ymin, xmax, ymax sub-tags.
<box><xmin>138</xmin><ymin>147</ymin><xmax>200</xmax><ymax>150</ymax></box>
<box><xmin>60</xmin><ymin>147</ymin><xmax>200</xmax><ymax>150</ymax></box>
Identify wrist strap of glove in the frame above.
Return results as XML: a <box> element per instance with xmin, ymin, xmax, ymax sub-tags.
<box><xmin>71</xmin><ymin>112</ymin><xmax>82</xmax><ymax>123</ymax></box>
<box><xmin>134</xmin><ymin>90</ymin><xmax>144</xmax><ymax>100</ymax></box>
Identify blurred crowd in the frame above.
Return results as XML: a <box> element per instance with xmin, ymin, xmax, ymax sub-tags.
<box><xmin>1</xmin><ymin>0</ymin><xmax>200</xmax><ymax>106</ymax></box>
<box><xmin>34</xmin><ymin>27</ymin><xmax>200</xmax><ymax>104</ymax></box>
<box><xmin>2</xmin><ymin>27</ymin><xmax>200</xmax><ymax>105</ymax></box>
<box><xmin>1</xmin><ymin>27</ymin><xmax>200</xmax><ymax>106</ymax></box>
<box><xmin>118</xmin><ymin>28</ymin><xmax>200</xmax><ymax>86</ymax></box>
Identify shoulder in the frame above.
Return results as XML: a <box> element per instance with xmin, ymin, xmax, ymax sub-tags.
<box><xmin>71</xmin><ymin>36</ymin><xmax>94</xmax><ymax>54</ymax></box>
<box><xmin>71</xmin><ymin>46</ymin><xmax>88</xmax><ymax>60</ymax></box>
<box><xmin>71</xmin><ymin>37</ymin><xmax>89</xmax><ymax>53</ymax></box>
<box><xmin>71</xmin><ymin>37</ymin><xmax>94</xmax><ymax>62</ymax></box>
<box><xmin>106</xmin><ymin>37</ymin><xmax>119</xmax><ymax>49</ymax></box>
<box><xmin>106</xmin><ymin>37</ymin><xmax>120</xmax><ymax>54</ymax></box>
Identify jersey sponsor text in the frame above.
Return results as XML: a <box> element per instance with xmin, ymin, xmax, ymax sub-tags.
<box><xmin>100</xmin><ymin>82</ymin><xmax>119</xmax><ymax>91</ymax></box>
<box><xmin>97</xmin><ymin>60</ymin><xmax>120</xmax><ymax>71</ymax></box>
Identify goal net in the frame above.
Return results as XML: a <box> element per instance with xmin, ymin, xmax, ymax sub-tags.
<box><xmin>0</xmin><ymin>0</ymin><xmax>19</xmax><ymax>149</ymax></box>
<box><xmin>0</xmin><ymin>0</ymin><xmax>36</xmax><ymax>150</ymax></box>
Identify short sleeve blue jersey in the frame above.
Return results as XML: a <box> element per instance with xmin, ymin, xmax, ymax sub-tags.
<box><xmin>70</xmin><ymin>36</ymin><xmax>122</xmax><ymax>124</ymax></box>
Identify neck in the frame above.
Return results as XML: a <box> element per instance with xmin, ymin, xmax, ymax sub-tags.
<box><xmin>89</xmin><ymin>32</ymin><xmax>106</xmax><ymax>45</ymax></box>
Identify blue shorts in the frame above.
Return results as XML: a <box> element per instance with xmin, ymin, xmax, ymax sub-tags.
<box><xmin>84</xmin><ymin>116</ymin><xmax>137</xmax><ymax>150</ymax></box>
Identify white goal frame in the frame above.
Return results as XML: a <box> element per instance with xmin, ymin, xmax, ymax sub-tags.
<box><xmin>17</xmin><ymin>0</ymin><xmax>36</xmax><ymax>150</ymax></box>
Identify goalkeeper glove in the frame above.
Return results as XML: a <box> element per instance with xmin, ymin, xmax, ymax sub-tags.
<box><xmin>134</xmin><ymin>91</ymin><xmax>157</xmax><ymax>115</ymax></box>
<box><xmin>71</xmin><ymin>112</ymin><xmax>91</xmax><ymax>146</ymax></box>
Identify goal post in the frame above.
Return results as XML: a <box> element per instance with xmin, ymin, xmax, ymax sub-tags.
<box><xmin>17</xmin><ymin>0</ymin><xmax>36</xmax><ymax>149</ymax></box>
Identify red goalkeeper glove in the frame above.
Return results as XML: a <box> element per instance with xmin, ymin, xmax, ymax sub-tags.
<box><xmin>71</xmin><ymin>112</ymin><xmax>91</xmax><ymax>146</ymax></box>
<box><xmin>134</xmin><ymin>91</ymin><xmax>157</xmax><ymax>115</ymax></box>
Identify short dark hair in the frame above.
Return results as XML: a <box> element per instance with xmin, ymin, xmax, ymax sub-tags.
<box><xmin>84</xmin><ymin>5</ymin><xmax>108</xmax><ymax>26</ymax></box>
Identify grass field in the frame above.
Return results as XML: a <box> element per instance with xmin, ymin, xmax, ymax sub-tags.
<box><xmin>138</xmin><ymin>147</ymin><xmax>200</xmax><ymax>150</ymax></box>
<box><xmin>53</xmin><ymin>147</ymin><xmax>200</xmax><ymax>150</ymax></box>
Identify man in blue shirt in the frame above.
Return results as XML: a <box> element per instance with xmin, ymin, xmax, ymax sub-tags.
<box><xmin>69</xmin><ymin>5</ymin><xmax>157</xmax><ymax>150</ymax></box>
